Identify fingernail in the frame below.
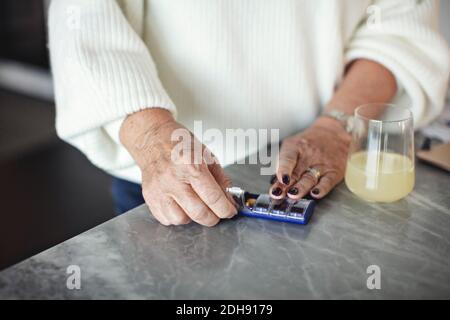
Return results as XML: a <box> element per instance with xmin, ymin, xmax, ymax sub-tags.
<box><xmin>312</xmin><ymin>188</ymin><xmax>320</xmax><ymax>195</ymax></box>
<box><xmin>288</xmin><ymin>187</ymin><xmax>298</xmax><ymax>195</ymax></box>
<box><xmin>282</xmin><ymin>174</ymin><xmax>290</xmax><ymax>185</ymax></box>
<box><xmin>269</xmin><ymin>174</ymin><xmax>277</xmax><ymax>185</ymax></box>
<box><xmin>272</xmin><ymin>187</ymin><xmax>282</xmax><ymax>196</ymax></box>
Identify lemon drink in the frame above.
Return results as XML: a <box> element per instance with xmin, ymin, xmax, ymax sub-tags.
<box><xmin>345</xmin><ymin>151</ymin><xmax>414</xmax><ymax>202</ymax></box>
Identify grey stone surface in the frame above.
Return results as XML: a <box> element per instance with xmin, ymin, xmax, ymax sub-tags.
<box><xmin>0</xmin><ymin>160</ymin><xmax>449</xmax><ymax>299</ymax></box>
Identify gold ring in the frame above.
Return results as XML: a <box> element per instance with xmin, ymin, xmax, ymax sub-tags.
<box><xmin>305</xmin><ymin>167</ymin><xmax>321</xmax><ymax>180</ymax></box>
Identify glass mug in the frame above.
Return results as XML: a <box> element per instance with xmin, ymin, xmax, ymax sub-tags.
<box><xmin>345</xmin><ymin>103</ymin><xmax>415</xmax><ymax>202</ymax></box>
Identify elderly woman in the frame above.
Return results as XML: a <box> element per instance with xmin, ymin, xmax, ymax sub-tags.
<box><xmin>49</xmin><ymin>0</ymin><xmax>449</xmax><ymax>226</ymax></box>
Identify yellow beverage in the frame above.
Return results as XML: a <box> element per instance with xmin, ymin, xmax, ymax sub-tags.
<box><xmin>345</xmin><ymin>151</ymin><xmax>415</xmax><ymax>202</ymax></box>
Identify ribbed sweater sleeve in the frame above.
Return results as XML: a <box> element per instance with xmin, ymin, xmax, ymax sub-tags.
<box><xmin>345</xmin><ymin>0</ymin><xmax>450</xmax><ymax>128</ymax></box>
<box><xmin>48</xmin><ymin>0</ymin><xmax>176</xmax><ymax>171</ymax></box>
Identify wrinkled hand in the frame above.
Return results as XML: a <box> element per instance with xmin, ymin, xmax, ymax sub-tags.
<box><xmin>269</xmin><ymin>117</ymin><xmax>351</xmax><ymax>200</ymax></box>
<box><xmin>120</xmin><ymin>108</ymin><xmax>237</xmax><ymax>226</ymax></box>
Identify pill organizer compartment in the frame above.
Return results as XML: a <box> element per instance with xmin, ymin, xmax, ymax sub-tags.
<box><xmin>239</xmin><ymin>192</ymin><xmax>315</xmax><ymax>225</ymax></box>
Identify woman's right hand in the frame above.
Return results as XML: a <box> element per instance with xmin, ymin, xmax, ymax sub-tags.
<box><xmin>119</xmin><ymin>108</ymin><xmax>237</xmax><ymax>226</ymax></box>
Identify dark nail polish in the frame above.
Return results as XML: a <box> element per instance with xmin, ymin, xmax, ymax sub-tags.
<box><xmin>269</xmin><ymin>174</ymin><xmax>277</xmax><ymax>185</ymax></box>
<box><xmin>288</xmin><ymin>187</ymin><xmax>298</xmax><ymax>195</ymax></box>
<box><xmin>312</xmin><ymin>188</ymin><xmax>320</xmax><ymax>195</ymax></box>
<box><xmin>272</xmin><ymin>187</ymin><xmax>282</xmax><ymax>196</ymax></box>
<box><xmin>282</xmin><ymin>174</ymin><xmax>290</xmax><ymax>185</ymax></box>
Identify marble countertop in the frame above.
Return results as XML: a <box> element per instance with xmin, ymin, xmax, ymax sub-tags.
<box><xmin>0</xmin><ymin>159</ymin><xmax>449</xmax><ymax>299</ymax></box>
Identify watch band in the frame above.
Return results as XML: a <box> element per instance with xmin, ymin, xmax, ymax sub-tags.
<box><xmin>321</xmin><ymin>110</ymin><xmax>354</xmax><ymax>133</ymax></box>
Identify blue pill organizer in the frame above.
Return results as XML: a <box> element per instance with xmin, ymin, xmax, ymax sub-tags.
<box><xmin>226</xmin><ymin>187</ymin><xmax>315</xmax><ymax>225</ymax></box>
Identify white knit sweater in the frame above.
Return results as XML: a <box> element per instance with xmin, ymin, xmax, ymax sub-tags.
<box><xmin>48</xmin><ymin>0</ymin><xmax>450</xmax><ymax>183</ymax></box>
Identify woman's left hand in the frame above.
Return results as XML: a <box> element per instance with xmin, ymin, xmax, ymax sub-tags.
<box><xmin>269</xmin><ymin>116</ymin><xmax>352</xmax><ymax>200</ymax></box>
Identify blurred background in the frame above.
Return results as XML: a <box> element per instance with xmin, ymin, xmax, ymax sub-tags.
<box><xmin>0</xmin><ymin>0</ymin><xmax>115</xmax><ymax>270</ymax></box>
<box><xmin>0</xmin><ymin>1</ymin><xmax>449</xmax><ymax>270</ymax></box>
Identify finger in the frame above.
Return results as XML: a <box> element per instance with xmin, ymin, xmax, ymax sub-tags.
<box><xmin>286</xmin><ymin>170</ymin><xmax>319</xmax><ymax>200</ymax></box>
<box><xmin>269</xmin><ymin>181</ymin><xmax>287</xmax><ymax>200</ymax></box>
<box><xmin>163</xmin><ymin>196</ymin><xmax>192</xmax><ymax>225</ymax></box>
<box><xmin>189</xmin><ymin>165</ymin><xmax>237</xmax><ymax>219</ymax></box>
<box><xmin>208</xmin><ymin>163</ymin><xmax>231</xmax><ymax>189</ymax></box>
<box><xmin>142</xmin><ymin>193</ymin><xmax>171</xmax><ymax>226</ymax></box>
<box><xmin>276</xmin><ymin>141</ymin><xmax>299</xmax><ymax>185</ymax></box>
<box><xmin>289</xmin><ymin>154</ymin><xmax>310</xmax><ymax>183</ymax></box>
<box><xmin>310</xmin><ymin>172</ymin><xmax>341</xmax><ymax>199</ymax></box>
<box><xmin>173</xmin><ymin>185</ymin><xmax>220</xmax><ymax>227</ymax></box>
<box><xmin>208</xmin><ymin>163</ymin><xmax>238</xmax><ymax>208</ymax></box>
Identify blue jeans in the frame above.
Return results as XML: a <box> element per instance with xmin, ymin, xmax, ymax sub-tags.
<box><xmin>111</xmin><ymin>177</ymin><xmax>145</xmax><ymax>215</ymax></box>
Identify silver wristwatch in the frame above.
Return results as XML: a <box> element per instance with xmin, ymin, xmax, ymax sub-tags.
<box><xmin>321</xmin><ymin>110</ymin><xmax>354</xmax><ymax>133</ymax></box>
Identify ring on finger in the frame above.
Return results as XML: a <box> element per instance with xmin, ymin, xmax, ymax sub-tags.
<box><xmin>305</xmin><ymin>167</ymin><xmax>321</xmax><ymax>183</ymax></box>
